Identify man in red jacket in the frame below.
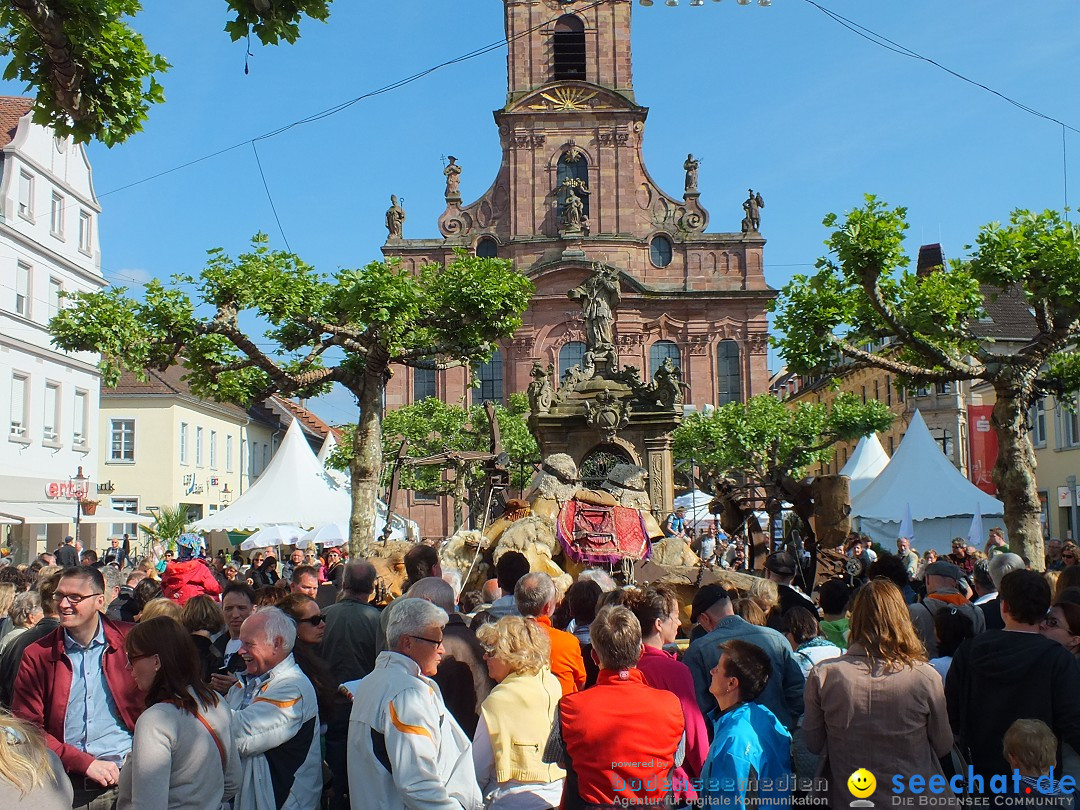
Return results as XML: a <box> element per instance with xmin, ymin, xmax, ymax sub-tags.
<box><xmin>12</xmin><ymin>565</ymin><xmax>143</xmax><ymax>808</ymax></box>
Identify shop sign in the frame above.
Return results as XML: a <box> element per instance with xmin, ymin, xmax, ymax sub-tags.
<box><xmin>45</xmin><ymin>480</ymin><xmax>92</xmax><ymax>500</ymax></box>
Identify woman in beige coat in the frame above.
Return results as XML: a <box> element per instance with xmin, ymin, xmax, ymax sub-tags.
<box><xmin>803</xmin><ymin>579</ymin><xmax>958</xmax><ymax>809</ymax></box>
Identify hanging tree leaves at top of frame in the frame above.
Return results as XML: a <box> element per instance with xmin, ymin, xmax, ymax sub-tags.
<box><xmin>0</xmin><ymin>0</ymin><xmax>332</xmax><ymax>146</ymax></box>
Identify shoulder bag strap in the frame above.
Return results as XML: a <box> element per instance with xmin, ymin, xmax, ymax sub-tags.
<box><xmin>193</xmin><ymin>711</ymin><xmax>227</xmax><ymax>773</ymax></box>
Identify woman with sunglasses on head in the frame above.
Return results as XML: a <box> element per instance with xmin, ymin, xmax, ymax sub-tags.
<box><xmin>323</xmin><ymin>548</ymin><xmax>345</xmax><ymax>588</ymax></box>
<box><xmin>803</xmin><ymin>579</ymin><xmax>957</xmax><ymax>810</ymax></box>
<box><xmin>118</xmin><ymin>616</ymin><xmax>240</xmax><ymax>810</ymax></box>
<box><xmin>278</xmin><ymin>594</ymin><xmax>337</xmax><ymax>729</ymax></box>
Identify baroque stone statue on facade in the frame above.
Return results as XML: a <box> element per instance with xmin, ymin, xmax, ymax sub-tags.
<box><xmin>385</xmin><ymin>194</ymin><xmax>406</xmax><ymax>239</ymax></box>
<box><xmin>561</xmin><ymin>186</ymin><xmax>585</xmax><ymax>234</ymax></box>
<box><xmin>683</xmin><ymin>153</ymin><xmax>699</xmax><ymax>194</ymax></box>
<box><xmin>444</xmin><ymin>156</ymin><xmax>462</xmax><ymax>199</ymax></box>
<box><xmin>741</xmin><ymin>188</ymin><xmax>764</xmax><ymax>233</ymax></box>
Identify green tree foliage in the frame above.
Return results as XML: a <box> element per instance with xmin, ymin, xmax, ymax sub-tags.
<box><xmin>771</xmin><ymin>196</ymin><xmax>1080</xmax><ymax>568</ymax></box>
<box><xmin>330</xmin><ymin>394</ymin><xmax>539</xmax><ymax>532</ymax></box>
<box><xmin>673</xmin><ymin>392</ymin><xmax>893</xmax><ymax>510</ymax></box>
<box><xmin>0</xmin><ymin>0</ymin><xmax>331</xmax><ymax>145</ymax></box>
<box><xmin>50</xmin><ymin>237</ymin><xmax>534</xmax><ymax>555</ymax></box>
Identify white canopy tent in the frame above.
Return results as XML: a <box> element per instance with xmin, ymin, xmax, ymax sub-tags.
<box><xmin>192</xmin><ymin>419</ymin><xmax>417</xmax><ymax>541</ymax></box>
<box><xmin>839</xmin><ymin>433</ymin><xmax>890</xmax><ymax>501</ymax></box>
<box><xmin>851</xmin><ymin>410</ymin><xmax>1004</xmax><ymax>554</ymax></box>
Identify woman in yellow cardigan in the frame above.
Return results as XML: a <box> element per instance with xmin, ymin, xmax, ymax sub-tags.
<box><xmin>473</xmin><ymin>616</ymin><xmax>565</xmax><ymax>809</ymax></box>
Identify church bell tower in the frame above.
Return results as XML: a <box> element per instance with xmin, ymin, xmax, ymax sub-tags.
<box><xmin>382</xmin><ymin>0</ymin><xmax>773</xmax><ymax>535</ymax></box>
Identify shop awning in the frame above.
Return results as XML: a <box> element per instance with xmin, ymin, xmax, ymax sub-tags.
<box><xmin>0</xmin><ymin>503</ymin><xmax>154</xmax><ymax>525</ymax></box>
<box><xmin>0</xmin><ymin>502</ymin><xmax>77</xmax><ymax>523</ymax></box>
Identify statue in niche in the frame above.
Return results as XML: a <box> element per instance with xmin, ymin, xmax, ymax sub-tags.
<box><xmin>568</xmin><ymin>263</ymin><xmax>620</xmax><ymax>354</ymax></box>
<box><xmin>527</xmin><ymin>361</ymin><xmax>555</xmax><ymax>414</ymax></box>
<box><xmin>741</xmin><ymin>188</ymin><xmax>764</xmax><ymax>233</ymax></box>
<box><xmin>561</xmin><ymin>186</ymin><xmax>585</xmax><ymax>234</ymax></box>
<box><xmin>443</xmin><ymin>155</ymin><xmax>462</xmax><ymax>199</ymax></box>
<box><xmin>385</xmin><ymin>194</ymin><xmax>406</xmax><ymax>239</ymax></box>
<box><xmin>683</xmin><ymin>154</ymin><xmax>699</xmax><ymax>194</ymax></box>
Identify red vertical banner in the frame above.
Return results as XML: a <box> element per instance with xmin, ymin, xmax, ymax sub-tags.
<box><xmin>968</xmin><ymin>406</ymin><xmax>999</xmax><ymax>495</ymax></box>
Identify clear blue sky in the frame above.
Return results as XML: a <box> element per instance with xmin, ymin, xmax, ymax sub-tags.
<box><xmin>10</xmin><ymin>1</ymin><xmax>1079</xmax><ymax>426</ymax></box>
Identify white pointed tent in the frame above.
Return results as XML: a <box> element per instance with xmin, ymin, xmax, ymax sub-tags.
<box><xmin>839</xmin><ymin>433</ymin><xmax>890</xmax><ymax>501</ymax></box>
<box><xmin>192</xmin><ymin>419</ymin><xmax>416</xmax><ymax>541</ymax></box>
<box><xmin>315</xmin><ymin>431</ymin><xmax>418</xmax><ymax>540</ymax></box>
<box><xmin>851</xmin><ymin>410</ymin><xmax>1004</xmax><ymax>554</ymax></box>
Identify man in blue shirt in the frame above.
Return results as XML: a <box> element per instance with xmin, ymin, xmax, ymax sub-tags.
<box><xmin>663</xmin><ymin>506</ymin><xmax>690</xmax><ymax>539</ymax></box>
<box><xmin>684</xmin><ymin>584</ymin><xmax>805</xmax><ymax>731</ymax></box>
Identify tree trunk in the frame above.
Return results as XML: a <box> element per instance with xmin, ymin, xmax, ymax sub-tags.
<box><xmin>348</xmin><ymin>358</ymin><xmax>388</xmax><ymax>558</ymax></box>
<box><xmin>991</xmin><ymin>376</ymin><xmax>1044</xmax><ymax>570</ymax></box>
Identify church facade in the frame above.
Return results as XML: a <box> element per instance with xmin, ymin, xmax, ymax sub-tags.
<box><xmin>383</xmin><ymin>0</ymin><xmax>774</xmax><ymax>538</ymax></box>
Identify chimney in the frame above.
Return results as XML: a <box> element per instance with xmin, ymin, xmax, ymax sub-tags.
<box><xmin>917</xmin><ymin>243</ymin><xmax>946</xmax><ymax>278</ymax></box>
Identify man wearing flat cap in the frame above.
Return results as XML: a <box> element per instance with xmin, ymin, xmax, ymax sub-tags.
<box><xmin>762</xmin><ymin>552</ymin><xmax>817</xmax><ymax>618</ymax></box>
<box><xmin>909</xmin><ymin>559</ymin><xmax>985</xmax><ymax>657</ymax></box>
<box><xmin>684</xmin><ymin>584</ymin><xmax>805</xmax><ymax>730</ymax></box>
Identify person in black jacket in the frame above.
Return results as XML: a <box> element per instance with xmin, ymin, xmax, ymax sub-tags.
<box><xmin>54</xmin><ymin>537</ymin><xmax>78</xmax><ymax>568</ymax></box>
<box><xmin>945</xmin><ymin>569</ymin><xmax>1080</xmax><ymax>777</ymax></box>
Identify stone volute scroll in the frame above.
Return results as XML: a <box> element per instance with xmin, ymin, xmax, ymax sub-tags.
<box><xmin>443</xmin><ymin>155</ymin><xmax>462</xmax><ymax>201</ymax></box>
<box><xmin>385</xmin><ymin>194</ymin><xmax>405</xmax><ymax>240</ymax></box>
<box><xmin>683</xmin><ymin>154</ymin><xmax>699</xmax><ymax>196</ymax></box>
<box><xmin>741</xmin><ymin>188</ymin><xmax>764</xmax><ymax>233</ymax></box>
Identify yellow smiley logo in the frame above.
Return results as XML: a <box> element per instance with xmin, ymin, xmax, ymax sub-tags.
<box><xmin>847</xmin><ymin>768</ymin><xmax>876</xmax><ymax>799</ymax></box>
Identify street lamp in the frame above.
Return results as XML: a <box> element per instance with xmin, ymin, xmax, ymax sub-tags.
<box><xmin>72</xmin><ymin>466</ymin><xmax>88</xmax><ymax>546</ymax></box>
<box><xmin>221</xmin><ymin>484</ymin><xmax>233</xmax><ymax>505</ymax></box>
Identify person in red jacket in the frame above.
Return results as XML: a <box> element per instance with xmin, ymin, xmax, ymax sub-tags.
<box><xmin>161</xmin><ymin>545</ymin><xmax>223</xmax><ymax>605</ymax></box>
<box><xmin>544</xmin><ymin>605</ymin><xmax>685</xmax><ymax>809</ymax></box>
<box><xmin>11</xmin><ymin>565</ymin><xmax>144</xmax><ymax>808</ymax></box>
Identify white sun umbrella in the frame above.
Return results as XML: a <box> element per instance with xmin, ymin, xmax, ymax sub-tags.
<box><xmin>240</xmin><ymin>524</ymin><xmax>305</xmax><ymax>550</ymax></box>
<box><xmin>297</xmin><ymin>523</ymin><xmax>349</xmax><ymax>549</ymax></box>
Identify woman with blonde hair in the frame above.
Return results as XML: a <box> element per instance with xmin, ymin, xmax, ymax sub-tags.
<box><xmin>473</xmin><ymin>615</ymin><xmax>565</xmax><ymax>808</ymax></box>
<box><xmin>803</xmin><ymin>579</ymin><xmax>956</xmax><ymax>809</ymax></box>
<box><xmin>0</xmin><ymin>711</ymin><xmax>70</xmax><ymax>806</ymax></box>
<box><xmin>138</xmin><ymin>597</ymin><xmax>182</xmax><ymax>622</ymax></box>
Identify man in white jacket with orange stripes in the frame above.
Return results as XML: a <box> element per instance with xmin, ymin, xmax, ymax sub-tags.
<box><xmin>347</xmin><ymin>598</ymin><xmax>483</xmax><ymax>810</ymax></box>
<box><xmin>228</xmin><ymin>607</ymin><xmax>322</xmax><ymax>810</ymax></box>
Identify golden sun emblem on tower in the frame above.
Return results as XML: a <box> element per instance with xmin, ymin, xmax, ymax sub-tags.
<box><xmin>531</xmin><ymin>86</ymin><xmax>600</xmax><ymax>111</ymax></box>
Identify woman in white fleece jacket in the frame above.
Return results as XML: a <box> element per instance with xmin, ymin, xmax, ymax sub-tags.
<box><xmin>117</xmin><ymin>617</ymin><xmax>240</xmax><ymax>810</ymax></box>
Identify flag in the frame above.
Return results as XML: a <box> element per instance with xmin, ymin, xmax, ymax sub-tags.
<box><xmin>898</xmin><ymin>502</ymin><xmax>915</xmax><ymax>542</ymax></box>
<box><xmin>967</xmin><ymin>502</ymin><xmax>984</xmax><ymax>549</ymax></box>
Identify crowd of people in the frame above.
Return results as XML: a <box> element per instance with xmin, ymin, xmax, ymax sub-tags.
<box><xmin>0</xmin><ymin>529</ymin><xmax>1074</xmax><ymax>809</ymax></box>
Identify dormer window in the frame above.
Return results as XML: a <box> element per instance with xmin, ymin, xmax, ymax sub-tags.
<box><xmin>553</xmin><ymin>16</ymin><xmax>586</xmax><ymax>81</ymax></box>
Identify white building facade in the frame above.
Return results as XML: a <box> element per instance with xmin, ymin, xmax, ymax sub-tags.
<box><xmin>0</xmin><ymin>98</ymin><xmax>108</xmax><ymax>560</ymax></box>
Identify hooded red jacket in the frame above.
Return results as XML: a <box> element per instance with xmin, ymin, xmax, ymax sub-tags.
<box><xmin>161</xmin><ymin>559</ymin><xmax>222</xmax><ymax>605</ymax></box>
